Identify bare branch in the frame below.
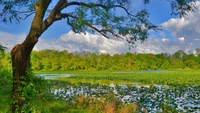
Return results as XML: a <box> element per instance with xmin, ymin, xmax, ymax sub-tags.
<box><xmin>64</xmin><ymin>2</ymin><xmax>108</xmax><ymax>10</ymax></box>
<box><xmin>66</xmin><ymin>16</ymin><xmax>77</xmax><ymax>32</ymax></box>
<box><xmin>87</xmin><ymin>25</ymin><xmax>110</xmax><ymax>39</ymax></box>
<box><xmin>59</xmin><ymin>12</ymin><xmax>125</xmax><ymax>40</ymax></box>
<box><xmin>19</xmin><ymin>12</ymin><xmax>35</xmax><ymax>20</ymax></box>
<box><xmin>63</xmin><ymin>1</ymin><xmax>135</xmax><ymax>17</ymax></box>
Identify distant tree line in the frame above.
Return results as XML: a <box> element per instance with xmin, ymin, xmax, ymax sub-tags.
<box><xmin>1</xmin><ymin>49</ymin><xmax>200</xmax><ymax>71</ymax></box>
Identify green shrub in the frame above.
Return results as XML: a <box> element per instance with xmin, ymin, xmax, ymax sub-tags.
<box><xmin>0</xmin><ymin>69</ymin><xmax>12</xmax><ymax>112</ymax></box>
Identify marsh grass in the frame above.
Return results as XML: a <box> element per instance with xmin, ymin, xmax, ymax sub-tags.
<box><xmin>68</xmin><ymin>93</ymin><xmax>139</xmax><ymax>113</ymax></box>
<box><xmin>1</xmin><ymin>69</ymin><xmax>199</xmax><ymax>112</ymax></box>
<box><xmin>35</xmin><ymin>70</ymin><xmax>200</xmax><ymax>86</ymax></box>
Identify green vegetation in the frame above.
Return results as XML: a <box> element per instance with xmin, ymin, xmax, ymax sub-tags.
<box><xmin>1</xmin><ymin>68</ymin><xmax>199</xmax><ymax>112</ymax></box>
<box><xmin>0</xmin><ymin>69</ymin><xmax>141</xmax><ymax>113</ymax></box>
<box><xmin>0</xmin><ymin>48</ymin><xmax>199</xmax><ymax>112</ymax></box>
<box><xmin>2</xmin><ymin>49</ymin><xmax>200</xmax><ymax>72</ymax></box>
<box><xmin>41</xmin><ymin>70</ymin><xmax>200</xmax><ymax>86</ymax></box>
<box><xmin>29</xmin><ymin>49</ymin><xmax>200</xmax><ymax>71</ymax></box>
<box><xmin>0</xmin><ymin>69</ymin><xmax>12</xmax><ymax>112</ymax></box>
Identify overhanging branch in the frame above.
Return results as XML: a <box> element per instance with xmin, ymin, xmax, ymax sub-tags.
<box><xmin>41</xmin><ymin>0</ymin><xmax>67</xmax><ymax>34</ymax></box>
<box><xmin>63</xmin><ymin>1</ymin><xmax>135</xmax><ymax>17</ymax></box>
<box><xmin>59</xmin><ymin>12</ymin><xmax>125</xmax><ymax>40</ymax></box>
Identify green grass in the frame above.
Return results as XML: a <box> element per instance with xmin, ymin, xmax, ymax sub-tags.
<box><xmin>34</xmin><ymin>70</ymin><xmax>200</xmax><ymax>86</ymax></box>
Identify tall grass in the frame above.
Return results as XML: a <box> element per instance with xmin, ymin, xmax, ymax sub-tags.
<box><xmin>48</xmin><ymin>70</ymin><xmax>200</xmax><ymax>86</ymax></box>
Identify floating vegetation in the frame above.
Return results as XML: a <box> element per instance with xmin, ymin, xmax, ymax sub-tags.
<box><xmin>53</xmin><ymin>70</ymin><xmax>200</xmax><ymax>86</ymax></box>
<box><xmin>47</xmin><ymin>81</ymin><xmax>200</xmax><ymax>113</ymax></box>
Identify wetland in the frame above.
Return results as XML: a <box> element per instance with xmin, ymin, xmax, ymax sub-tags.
<box><xmin>36</xmin><ymin>70</ymin><xmax>200</xmax><ymax>112</ymax></box>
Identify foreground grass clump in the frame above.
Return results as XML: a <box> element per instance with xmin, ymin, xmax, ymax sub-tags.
<box><xmin>23</xmin><ymin>91</ymin><xmax>139</xmax><ymax>113</ymax></box>
<box><xmin>67</xmin><ymin>94</ymin><xmax>138</xmax><ymax>113</ymax></box>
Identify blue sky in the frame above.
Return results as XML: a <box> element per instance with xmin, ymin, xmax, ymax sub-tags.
<box><xmin>1</xmin><ymin>0</ymin><xmax>200</xmax><ymax>54</ymax></box>
<box><xmin>0</xmin><ymin>0</ymin><xmax>174</xmax><ymax>39</ymax></box>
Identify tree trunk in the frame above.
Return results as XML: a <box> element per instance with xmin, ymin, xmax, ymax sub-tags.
<box><xmin>9</xmin><ymin>1</ymin><xmax>61</xmax><ymax>112</ymax></box>
<box><xmin>11</xmin><ymin>36</ymin><xmax>38</xmax><ymax>113</ymax></box>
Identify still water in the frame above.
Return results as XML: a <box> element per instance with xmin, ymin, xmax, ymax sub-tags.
<box><xmin>36</xmin><ymin>73</ymin><xmax>200</xmax><ymax>113</ymax></box>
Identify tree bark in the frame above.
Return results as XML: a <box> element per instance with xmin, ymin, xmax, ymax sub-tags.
<box><xmin>10</xmin><ymin>0</ymin><xmax>64</xmax><ymax>112</ymax></box>
<box><xmin>10</xmin><ymin>2</ymin><xmax>46</xmax><ymax>112</ymax></box>
<box><xmin>11</xmin><ymin>35</ymin><xmax>38</xmax><ymax>113</ymax></box>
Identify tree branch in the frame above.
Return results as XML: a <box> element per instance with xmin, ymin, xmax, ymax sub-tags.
<box><xmin>59</xmin><ymin>12</ymin><xmax>124</xmax><ymax>40</ymax></box>
<box><xmin>64</xmin><ymin>2</ymin><xmax>108</xmax><ymax>10</ymax></box>
<box><xmin>19</xmin><ymin>12</ymin><xmax>35</xmax><ymax>20</ymax></box>
<box><xmin>64</xmin><ymin>1</ymin><xmax>135</xmax><ymax>17</ymax></box>
<box><xmin>41</xmin><ymin>0</ymin><xmax>67</xmax><ymax>34</ymax></box>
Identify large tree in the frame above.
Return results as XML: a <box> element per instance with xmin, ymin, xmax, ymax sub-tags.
<box><xmin>0</xmin><ymin>0</ymin><xmax>196</xmax><ymax>112</ymax></box>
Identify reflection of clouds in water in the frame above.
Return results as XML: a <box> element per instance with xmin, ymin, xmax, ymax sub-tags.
<box><xmin>49</xmin><ymin>82</ymin><xmax>200</xmax><ymax>113</ymax></box>
<box><xmin>35</xmin><ymin>74</ymin><xmax>73</xmax><ymax>79</ymax></box>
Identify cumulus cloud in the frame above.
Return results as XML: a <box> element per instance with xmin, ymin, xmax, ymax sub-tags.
<box><xmin>0</xmin><ymin>31</ymin><xmax>26</xmax><ymax>52</ymax></box>
<box><xmin>161</xmin><ymin>38</ymin><xmax>169</xmax><ymax>42</ymax></box>
<box><xmin>34</xmin><ymin>31</ymin><xmax>129</xmax><ymax>55</ymax></box>
<box><xmin>178</xmin><ymin>37</ymin><xmax>184</xmax><ymax>42</ymax></box>
<box><xmin>161</xmin><ymin>1</ymin><xmax>200</xmax><ymax>43</ymax></box>
<box><xmin>158</xmin><ymin>1</ymin><xmax>200</xmax><ymax>54</ymax></box>
<box><xmin>0</xmin><ymin>29</ymin><xmax>197</xmax><ymax>55</ymax></box>
<box><xmin>33</xmin><ymin>31</ymin><xmax>194</xmax><ymax>55</ymax></box>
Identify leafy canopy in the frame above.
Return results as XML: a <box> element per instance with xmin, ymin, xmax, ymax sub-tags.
<box><xmin>0</xmin><ymin>0</ymin><xmax>197</xmax><ymax>46</ymax></box>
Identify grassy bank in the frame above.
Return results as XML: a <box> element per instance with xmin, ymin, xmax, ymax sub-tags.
<box><xmin>0</xmin><ymin>69</ymin><xmax>140</xmax><ymax>113</ymax></box>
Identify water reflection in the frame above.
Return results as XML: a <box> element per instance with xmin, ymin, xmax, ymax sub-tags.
<box><xmin>36</xmin><ymin>74</ymin><xmax>200</xmax><ymax>112</ymax></box>
<box><xmin>35</xmin><ymin>73</ymin><xmax>145</xmax><ymax>86</ymax></box>
<box><xmin>48</xmin><ymin>81</ymin><xmax>200</xmax><ymax>113</ymax></box>
<box><xmin>35</xmin><ymin>74</ymin><xmax>72</xmax><ymax>79</ymax></box>
<box><xmin>57</xmin><ymin>78</ymin><xmax>145</xmax><ymax>86</ymax></box>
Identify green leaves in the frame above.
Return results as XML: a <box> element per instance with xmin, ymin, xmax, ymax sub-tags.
<box><xmin>169</xmin><ymin>0</ymin><xmax>196</xmax><ymax>17</ymax></box>
<box><xmin>64</xmin><ymin>0</ymin><xmax>158</xmax><ymax>45</ymax></box>
<box><xmin>0</xmin><ymin>0</ymin><xmax>36</xmax><ymax>23</ymax></box>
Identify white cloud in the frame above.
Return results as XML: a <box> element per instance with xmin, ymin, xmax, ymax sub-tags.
<box><xmin>161</xmin><ymin>1</ymin><xmax>200</xmax><ymax>42</ymax></box>
<box><xmin>178</xmin><ymin>37</ymin><xmax>184</xmax><ymax>42</ymax></box>
<box><xmin>0</xmin><ymin>31</ymin><xmax>26</xmax><ymax>52</ymax></box>
<box><xmin>162</xmin><ymin>38</ymin><xmax>169</xmax><ymax>42</ymax></box>
<box><xmin>0</xmin><ymin>29</ymin><xmax>197</xmax><ymax>55</ymax></box>
<box><xmin>51</xmin><ymin>31</ymin><xmax>128</xmax><ymax>54</ymax></box>
<box><xmin>162</xmin><ymin>18</ymin><xmax>189</xmax><ymax>31</ymax></box>
<box><xmin>34</xmin><ymin>31</ymin><xmax>194</xmax><ymax>55</ymax></box>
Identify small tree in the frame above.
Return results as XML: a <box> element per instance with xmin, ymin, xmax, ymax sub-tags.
<box><xmin>0</xmin><ymin>44</ymin><xmax>6</xmax><ymax>53</ymax></box>
<box><xmin>0</xmin><ymin>0</ymin><xmax>196</xmax><ymax>112</ymax></box>
<box><xmin>0</xmin><ymin>44</ymin><xmax>6</xmax><ymax>67</ymax></box>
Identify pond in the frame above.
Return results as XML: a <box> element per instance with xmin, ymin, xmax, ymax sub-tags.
<box><xmin>35</xmin><ymin>74</ymin><xmax>73</xmax><ymax>79</ymax></box>
<box><xmin>48</xmin><ymin>81</ymin><xmax>200</xmax><ymax>113</ymax></box>
<box><xmin>36</xmin><ymin>73</ymin><xmax>200</xmax><ymax>112</ymax></box>
<box><xmin>35</xmin><ymin>73</ymin><xmax>146</xmax><ymax>86</ymax></box>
